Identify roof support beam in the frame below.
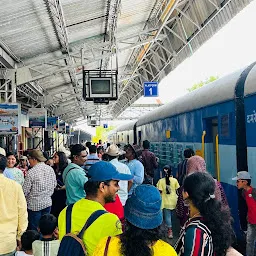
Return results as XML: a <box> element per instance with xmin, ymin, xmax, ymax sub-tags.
<box><xmin>206</xmin><ymin>0</ymin><xmax>220</xmax><ymax>10</ymax></box>
<box><xmin>0</xmin><ymin>39</ymin><xmax>20</xmax><ymax>68</ymax></box>
<box><xmin>111</xmin><ymin>0</ymin><xmax>252</xmax><ymax>117</ymax></box>
<box><xmin>44</xmin><ymin>0</ymin><xmax>86</xmax><ymax>121</ymax></box>
<box><xmin>164</xmin><ymin>24</ymin><xmax>187</xmax><ymax>44</ymax></box>
<box><xmin>0</xmin><ymin>46</ymin><xmax>15</xmax><ymax>68</ymax></box>
<box><xmin>175</xmin><ymin>7</ymin><xmax>201</xmax><ymax>30</ymax></box>
<box><xmin>111</xmin><ymin>0</ymin><xmax>181</xmax><ymax>116</ymax></box>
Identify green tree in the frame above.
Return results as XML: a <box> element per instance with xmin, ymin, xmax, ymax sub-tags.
<box><xmin>187</xmin><ymin>76</ymin><xmax>219</xmax><ymax>92</ymax></box>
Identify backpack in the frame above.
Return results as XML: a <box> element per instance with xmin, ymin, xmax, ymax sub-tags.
<box><xmin>63</xmin><ymin>167</ymin><xmax>76</xmax><ymax>183</ymax></box>
<box><xmin>57</xmin><ymin>204</ymin><xmax>107</xmax><ymax>256</ymax></box>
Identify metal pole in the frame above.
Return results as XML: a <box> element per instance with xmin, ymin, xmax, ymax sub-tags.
<box><xmin>57</xmin><ymin>132</ymin><xmax>59</xmax><ymax>151</ymax></box>
<box><xmin>32</xmin><ymin>128</ymin><xmax>35</xmax><ymax>149</ymax></box>
<box><xmin>42</xmin><ymin>128</ymin><xmax>44</xmax><ymax>151</ymax></box>
<box><xmin>78</xmin><ymin>129</ymin><xmax>80</xmax><ymax>144</ymax></box>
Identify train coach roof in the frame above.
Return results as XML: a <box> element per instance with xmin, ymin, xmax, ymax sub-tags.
<box><xmin>137</xmin><ymin>68</ymin><xmax>245</xmax><ymax>126</ymax></box>
<box><xmin>116</xmin><ymin>120</ymin><xmax>137</xmax><ymax>132</ymax></box>
<box><xmin>244</xmin><ymin>63</ymin><xmax>256</xmax><ymax>97</ymax></box>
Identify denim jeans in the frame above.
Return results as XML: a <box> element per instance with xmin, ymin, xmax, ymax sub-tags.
<box><xmin>28</xmin><ymin>206</ymin><xmax>51</xmax><ymax>231</ymax></box>
<box><xmin>163</xmin><ymin>208</ymin><xmax>172</xmax><ymax>228</ymax></box>
<box><xmin>247</xmin><ymin>223</ymin><xmax>256</xmax><ymax>256</ymax></box>
<box><xmin>0</xmin><ymin>251</ymin><xmax>15</xmax><ymax>256</ymax></box>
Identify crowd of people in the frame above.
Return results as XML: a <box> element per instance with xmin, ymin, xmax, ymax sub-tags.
<box><xmin>0</xmin><ymin>139</ymin><xmax>254</xmax><ymax>256</ymax></box>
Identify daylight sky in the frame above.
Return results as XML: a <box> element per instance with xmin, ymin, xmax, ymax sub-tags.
<box><xmin>77</xmin><ymin>0</ymin><xmax>256</xmax><ymax>134</ymax></box>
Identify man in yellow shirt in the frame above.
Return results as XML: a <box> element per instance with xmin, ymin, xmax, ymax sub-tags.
<box><xmin>58</xmin><ymin>161</ymin><xmax>133</xmax><ymax>256</ymax></box>
<box><xmin>0</xmin><ymin>154</ymin><xmax>28</xmax><ymax>256</ymax></box>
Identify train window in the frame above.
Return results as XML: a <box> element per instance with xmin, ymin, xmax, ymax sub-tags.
<box><xmin>220</xmin><ymin>114</ymin><xmax>230</xmax><ymax>137</ymax></box>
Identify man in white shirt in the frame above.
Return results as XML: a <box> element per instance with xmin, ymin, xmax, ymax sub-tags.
<box><xmin>106</xmin><ymin>144</ymin><xmax>132</xmax><ymax>205</ymax></box>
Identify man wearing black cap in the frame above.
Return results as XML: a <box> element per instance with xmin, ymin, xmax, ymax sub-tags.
<box><xmin>23</xmin><ymin>149</ymin><xmax>56</xmax><ymax>231</ymax></box>
<box><xmin>58</xmin><ymin>161</ymin><xmax>133</xmax><ymax>256</ymax></box>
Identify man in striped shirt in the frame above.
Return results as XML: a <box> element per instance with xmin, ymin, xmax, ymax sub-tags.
<box><xmin>23</xmin><ymin>150</ymin><xmax>56</xmax><ymax>231</ymax></box>
<box><xmin>84</xmin><ymin>145</ymin><xmax>100</xmax><ymax>173</ymax></box>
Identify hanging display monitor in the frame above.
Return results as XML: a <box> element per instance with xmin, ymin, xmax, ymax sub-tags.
<box><xmin>89</xmin><ymin>77</ymin><xmax>112</xmax><ymax>98</ymax></box>
<box><xmin>87</xmin><ymin>116</ymin><xmax>100</xmax><ymax>127</ymax></box>
<box><xmin>83</xmin><ymin>69</ymin><xmax>118</xmax><ymax>103</ymax></box>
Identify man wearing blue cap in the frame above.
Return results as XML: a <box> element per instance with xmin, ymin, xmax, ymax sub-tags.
<box><xmin>232</xmin><ymin>171</ymin><xmax>256</xmax><ymax>256</ymax></box>
<box><xmin>58</xmin><ymin>161</ymin><xmax>133</xmax><ymax>256</ymax></box>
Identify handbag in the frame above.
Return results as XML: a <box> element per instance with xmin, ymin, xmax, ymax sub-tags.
<box><xmin>104</xmin><ymin>236</ymin><xmax>111</xmax><ymax>256</ymax></box>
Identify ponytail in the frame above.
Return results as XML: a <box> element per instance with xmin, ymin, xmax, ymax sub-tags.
<box><xmin>163</xmin><ymin>165</ymin><xmax>172</xmax><ymax>194</ymax></box>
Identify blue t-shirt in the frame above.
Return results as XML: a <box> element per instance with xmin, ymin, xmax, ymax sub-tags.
<box><xmin>125</xmin><ymin>159</ymin><xmax>144</xmax><ymax>195</ymax></box>
<box><xmin>63</xmin><ymin>163</ymin><xmax>88</xmax><ymax>205</ymax></box>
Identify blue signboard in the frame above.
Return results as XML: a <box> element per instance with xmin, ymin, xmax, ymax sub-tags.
<box><xmin>47</xmin><ymin>117</ymin><xmax>59</xmax><ymax>131</ymax></box>
<box><xmin>28</xmin><ymin>108</ymin><xmax>47</xmax><ymax>128</ymax></box>
<box><xmin>0</xmin><ymin>103</ymin><xmax>21</xmax><ymax>134</ymax></box>
<box><xmin>144</xmin><ymin>82</ymin><xmax>158</xmax><ymax>97</ymax></box>
<box><xmin>103</xmin><ymin>124</ymin><xmax>108</xmax><ymax>128</ymax></box>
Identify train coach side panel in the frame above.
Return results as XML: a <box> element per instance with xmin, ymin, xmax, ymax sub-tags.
<box><xmin>137</xmin><ymin>99</ymin><xmax>241</xmax><ymax>234</ymax></box>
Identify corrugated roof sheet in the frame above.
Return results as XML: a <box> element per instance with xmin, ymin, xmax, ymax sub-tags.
<box><xmin>0</xmin><ymin>0</ymin><xmax>251</xmax><ymax>122</ymax></box>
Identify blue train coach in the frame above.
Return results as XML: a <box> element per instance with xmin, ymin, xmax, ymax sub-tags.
<box><xmin>113</xmin><ymin>62</ymin><xmax>256</xmax><ymax>237</ymax></box>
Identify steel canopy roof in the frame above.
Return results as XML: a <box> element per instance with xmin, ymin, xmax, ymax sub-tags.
<box><xmin>0</xmin><ymin>0</ymin><xmax>253</xmax><ymax>125</ymax></box>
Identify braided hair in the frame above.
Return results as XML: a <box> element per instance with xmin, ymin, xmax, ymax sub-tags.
<box><xmin>163</xmin><ymin>165</ymin><xmax>172</xmax><ymax>194</ymax></box>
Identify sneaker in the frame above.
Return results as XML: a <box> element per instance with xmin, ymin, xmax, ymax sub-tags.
<box><xmin>167</xmin><ymin>228</ymin><xmax>173</xmax><ymax>239</ymax></box>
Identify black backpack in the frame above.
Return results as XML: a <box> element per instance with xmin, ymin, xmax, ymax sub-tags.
<box><xmin>57</xmin><ymin>204</ymin><xmax>107</xmax><ymax>256</ymax></box>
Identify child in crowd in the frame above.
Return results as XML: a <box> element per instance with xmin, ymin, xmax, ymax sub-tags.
<box><xmin>16</xmin><ymin>230</ymin><xmax>40</xmax><ymax>256</ymax></box>
<box><xmin>232</xmin><ymin>171</ymin><xmax>256</xmax><ymax>256</ymax></box>
<box><xmin>32</xmin><ymin>214</ymin><xmax>60</xmax><ymax>256</ymax></box>
<box><xmin>157</xmin><ymin>165</ymin><xmax>180</xmax><ymax>238</ymax></box>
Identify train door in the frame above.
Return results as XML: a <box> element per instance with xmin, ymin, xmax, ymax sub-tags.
<box><xmin>204</xmin><ymin>117</ymin><xmax>219</xmax><ymax>178</ymax></box>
